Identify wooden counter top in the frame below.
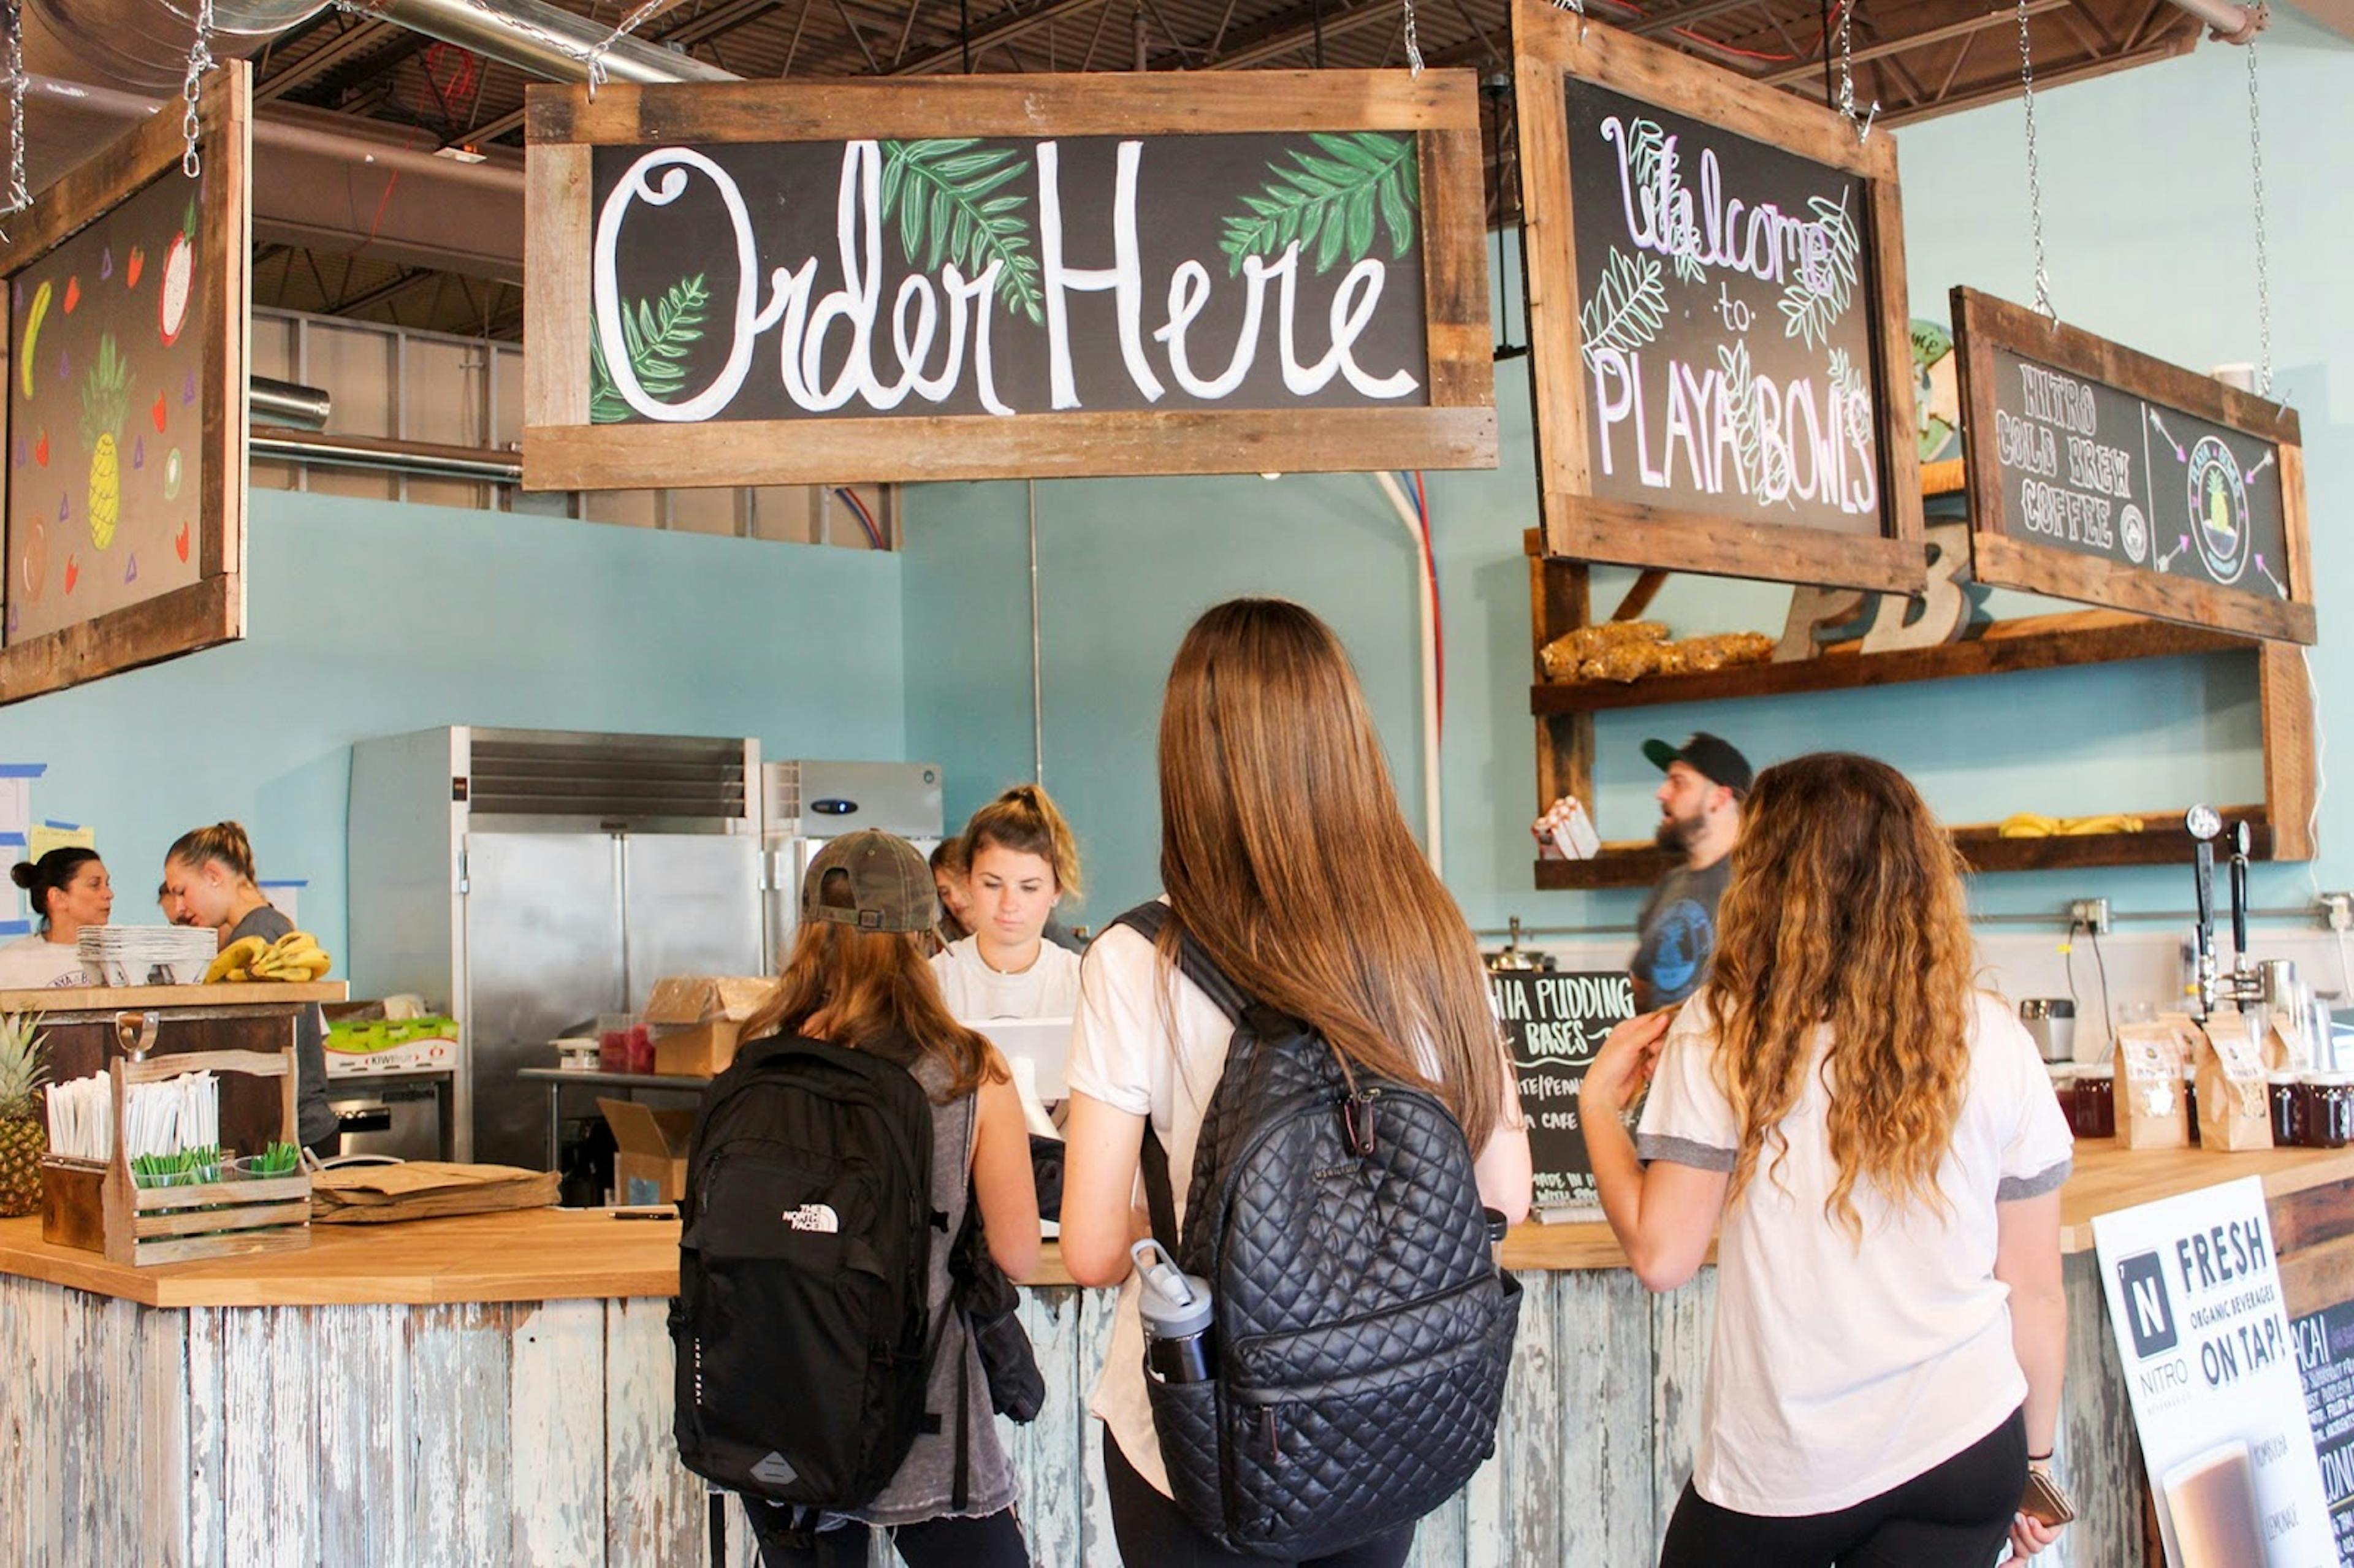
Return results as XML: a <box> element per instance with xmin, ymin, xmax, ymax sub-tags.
<box><xmin>0</xmin><ymin>981</ymin><xmax>347</xmax><ymax>1011</ymax></box>
<box><xmin>2</xmin><ymin>1140</ymin><xmax>2348</xmax><ymax>1307</ymax></box>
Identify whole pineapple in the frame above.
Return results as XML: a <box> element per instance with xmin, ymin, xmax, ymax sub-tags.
<box><xmin>80</xmin><ymin>335</ymin><xmax>130</xmax><ymax>550</ymax></box>
<box><xmin>0</xmin><ymin>1012</ymin><xmax>47</xmax><ymax>1217</ymax></box>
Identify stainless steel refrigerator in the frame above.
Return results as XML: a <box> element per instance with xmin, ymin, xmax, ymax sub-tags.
<box><xmin>762</xmin><ymin>759</ymin><xmax>945</xmax><ymax>962</ymax></box>
<box><xmin>347</xmin><ymin>727</ymin><xmax>764</xmax><ymax>1167</ymax></box>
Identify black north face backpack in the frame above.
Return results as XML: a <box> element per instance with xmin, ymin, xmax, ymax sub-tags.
<box><xmin>1115</xmin><ymin>904</ymin><xmax>1523</xmax><ymax>1559</ymax></box>
<box><xmin>671</xmin><ymin>1034</ymin><xmax>937</xmax><ymax>1510</ymax></box>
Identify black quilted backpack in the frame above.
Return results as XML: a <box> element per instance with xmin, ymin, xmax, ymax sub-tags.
<box><xmin>1114</xmin><ymin>904</ymin><xmax>1523</xmax><ymax>1559</ymax></box>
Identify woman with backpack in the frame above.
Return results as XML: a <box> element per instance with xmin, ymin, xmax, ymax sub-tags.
<box><xmin>730</xmin><ymin>829</ymin><xmax>1042</xmax><ymax>1568</ymax></box>
<box><xmin>1058</xmin><ymin>598</ymin><xmax>1533</xmax><ymax>1568</ymax></box>
<box><xmin>1581</xmin><ymin>753</ymin><xmax>2073</xmax><ymax>1567</ymax></box>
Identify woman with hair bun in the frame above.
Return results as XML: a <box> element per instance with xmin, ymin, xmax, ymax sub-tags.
<box><xmin>0</xmin><ymin>847</ymin><xmax>113</xmax><ymax>988</ymax></box>
<box><xmin>162</xmin><ymin>822</ymin><xmax>337</xmax><ymax>1154</ymax></box>
<box><xmin>930</xmin><ymin>785</ymin><xmax>1084</xmax><ymax>1021</ymax></box>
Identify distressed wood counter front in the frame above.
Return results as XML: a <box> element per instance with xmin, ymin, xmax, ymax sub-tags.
<box><xmin>2</xmin><ymin>1144</ymin><xmax>2348</xmax><ymax>1566</ymax></box>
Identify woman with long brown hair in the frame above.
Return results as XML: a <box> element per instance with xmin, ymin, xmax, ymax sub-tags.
<box><xmin>1583</xmin><ymin>753</ymin><xmax>2072</xmax><ymax>1567</ymax></box>
<box><xmin>1059</xmin><ymin>598</ymin><xmax>1531</xmax><ymax>1567</ymax></box>
<box><xmin>734</xmin><ymin>829</ymin><xmax>1040</xmax><ymax>1568</ymax></box>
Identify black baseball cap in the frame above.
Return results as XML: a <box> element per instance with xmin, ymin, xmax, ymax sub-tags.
<box><xmin>1642</xmin><ymin>732</ymin><xmax>1753</xmax><ymax>795</ymax></box>
<box><xmin>803</xmin><ymin>829</ymin><xmax>934</xmax><ymax>932</ymax></box>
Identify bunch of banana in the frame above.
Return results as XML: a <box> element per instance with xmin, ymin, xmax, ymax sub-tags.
<box><xmin>1997</xmin><ymin>812</ymin><xmax>2145</xmax><ymax>839</ymax></box>
<box><xmin>204</xmin><ymin>932</ymin><xmax>332</xmax><ymax>983</ymax></box>
<box><xmin>251</xmin><ymin>932</ymin><xmax>332</xmax><ymax>981</ymax></box>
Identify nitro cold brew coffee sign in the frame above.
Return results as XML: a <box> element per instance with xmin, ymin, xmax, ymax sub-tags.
<box><xmin>522</xmin><ymin>74</ymin><xmax>1496</xmax><ymax>489</ymax></box>
<box><xmin>2093</xmin><ymin>1176</ymin><xmax>2333</xmax><ymax>1568</ymax></box>
<box><xmin>1954</xmin><ymin>287</ymin><xmax>2314</xmax><ymax>644</ymax></box>
<box><xmin>1488</xmin><ymin>970</ymin><xmax>1635</xmax><ymax>1214</ymax></box>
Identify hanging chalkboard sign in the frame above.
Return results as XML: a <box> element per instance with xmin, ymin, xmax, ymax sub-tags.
<box><xmin>1512</xmin><ymin>3</ymin><xmax>1923</xmax><ymax>595</ymax></box>
<box><xmin>1952</xmin><ymin>287</ymin><xmax>2313</xmax><ymax>644</ymax></box>
<box><xmin>2292</xmin><ymin>1296</ymin><xmax>2354</xmax><ymax>1562</ymax></box>
<box><xmin>522</xmin><ymin>74</ymin><xmax>1495</xmax><ymax>490</ymax></box>
<box><xmin>1488</xmin><ymin>969</ymin><xmax>1636</xmax><ymax>1214</ymax></box>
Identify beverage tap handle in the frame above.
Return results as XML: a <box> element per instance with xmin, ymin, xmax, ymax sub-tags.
<box><xmin>2229</xmin><ymin>821</ymin><xmax>2250</xmax><ymax>961</ymax></box>
<box><xmin>2194</xmin><ymin>840</ymin><xmax>2214</xmax><ymax>953</ymax></box>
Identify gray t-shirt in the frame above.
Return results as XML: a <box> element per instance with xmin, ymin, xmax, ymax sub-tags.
<box><xmin>1631</xmin><ymin>856</ymin><xmax>1731</xmax><ymax>1007</ymax></box>
<box><xmin>227</xmin><ymin>904</ymin><xmax>337</xmax><ymax>1148</ymax></box>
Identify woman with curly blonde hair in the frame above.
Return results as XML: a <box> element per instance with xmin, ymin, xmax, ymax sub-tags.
<box><xmin>1583</xmin><ymin>753</ymin><xmax>2073</xmax><ymax>1567</ymax></box>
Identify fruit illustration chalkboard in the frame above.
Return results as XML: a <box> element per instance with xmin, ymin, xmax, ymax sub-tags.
<box><xmin>6</xmin><ymin>171</ymin><xmax>205</xmax><ymax>647</ymax></box>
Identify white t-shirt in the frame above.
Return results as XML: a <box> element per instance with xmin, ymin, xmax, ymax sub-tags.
<box><xmin>1636</xmin><ymin>989</ymin><xmax>2074</xmax><ymax>1517</ymax></box>
<box><xmin>930</xmin><ymin>935</ymin><xmax>1081</xmax><ymax>1021</ymax></box>
<box><xmin>1063</xmin><ymin>918</ymin><xmax>1238</xmax><ymax>1499</ymax></box>
<box><xmin>0</xmin><ymin>933</ymin><xmax>88</xmax><ymax>990</ymax></box>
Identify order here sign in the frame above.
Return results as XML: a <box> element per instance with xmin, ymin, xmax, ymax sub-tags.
<box><xmin>2093</xmin><ymin>1176</ymin><xmax>2333</xmax><ymax>1568</ymax></box>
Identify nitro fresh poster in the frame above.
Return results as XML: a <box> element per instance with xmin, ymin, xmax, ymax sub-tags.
<box><xmin>2093</xmin><ymin>1176</ymin><xmax>2333</xmax><ymax>1567</ymax></box>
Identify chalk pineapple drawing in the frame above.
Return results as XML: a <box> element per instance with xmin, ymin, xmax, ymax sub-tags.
<box><xmin>1580</xmin><ymin>246</ymin><xmax>1666</xmax><ymax>372</ymax></box>
<box><xmin>588</xmin><ymin>273</ymin><xmax>710</xmax><ymax>425</ymax></box>
<box><xmin>878</xmin><ymin>140</ymin><xmax>1043</xmax><ymax>325</ymax></box>
<box><xmin>80</xmin><ymin>334</ymin><xmax>131</xmax><ymax>549</ymax></box>
<box><xmin>1778</xmin><ymin>191</ymin><xmax>1861</xmax><ymax>351</ymax></box>
<box><xmin>1218</xmin><ymin>132</ymin><xmax>1419</xmax><ymax>278</ymax></box>
<box><xmin>1622</xmin><ymin>118</ymin><xmax>1706</xmax><ymax>284</ymax></box>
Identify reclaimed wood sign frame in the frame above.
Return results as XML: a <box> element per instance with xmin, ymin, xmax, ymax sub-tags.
<box><xmin>521</xmin><ymin>73</ymin><xmax>1495</xmax><ymax>490</ymax></box>
<box><xmin>1952</xmin><ymin>286</ymin><xmax>2314</xmax><ymax>645</ymax></box>
<box><xmin>0</xmin><ymin>64</ymin><xmax>249</xmax><ymax>705</ymax></box>
<box><xmin>1512</xmin><ymin>2</ymin><xmax>1923</xmax><ymax>594</ymax></box>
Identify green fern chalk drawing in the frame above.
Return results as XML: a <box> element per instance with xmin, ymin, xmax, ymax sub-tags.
<box><xmin>1778</xmin><ymin>191</ymin><xmax>1861</xmax><ymax>351</ymax></box>
<box><xmin>588</xmin><ymin>273</ymin><xmax>711</xmax><ymax>423</ymax></box>
<box><xmin>1827</xmin><ymin>346</ymin><xmax>1872</xmax><ymax>459</ymax></box>
<box><xmin>1717</xmin><ymin>339</ymin><xmax>1791</xmax><ymax>507</ymax></box>
<box><xmin>1579</xmin><ymin>246</ymin><xmax>1666</xmax><ymax>371</ymax></box>
<box><xmin>1217</xmin><ymin>132</ymin><xmax>1419</xmax><ymax>278</ymax></box>
<box><xmin>879</xmin><ymin>140</ymin><xmax>1043</xmax><ymax>324</ymax></box>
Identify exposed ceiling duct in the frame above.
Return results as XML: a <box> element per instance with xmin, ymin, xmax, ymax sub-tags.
<box><xmin>18</xmin><ymin>0</ymin><xmax>734</xmax><ymax>286</ymax></box>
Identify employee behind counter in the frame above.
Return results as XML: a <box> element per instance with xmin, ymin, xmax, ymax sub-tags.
<box><xmin>161</xmin><ymin>822</ymin><xmax>338</xmax><ymax>1156</ymax></box>
<box><xmin>0</xmin><ymin>846</ymin><xmax>115</xmax><ymax>989</ymax></box>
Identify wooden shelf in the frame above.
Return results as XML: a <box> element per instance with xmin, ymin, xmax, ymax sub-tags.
<box><xmin>1534</xmin><ymin>805</ymin><xmax>2269</xmax><ymax>891</ymax></box>
<box><xmin>0</xmin><ymin>982</ymin><xmax>348</xmax><ymax>1012</ymax></box>
<box><xmin>1531</xmin><ymin>607</ymin><xmax>2257</xmax><ymax>717</ymax></box>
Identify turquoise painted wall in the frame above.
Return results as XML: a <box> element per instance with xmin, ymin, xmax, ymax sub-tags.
<box><xmin>905</xmin><ymin>15</ymin><xmax>2350</xmax><ymax>934</ymax></box>
<box><xmin>0</xmin><ymin>490</ymin><xmax>905</xmax><ymax>967</ymax></box>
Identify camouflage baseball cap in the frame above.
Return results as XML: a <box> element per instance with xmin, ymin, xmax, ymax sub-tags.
<box><xmin>802</xmin><ymin>829</ymin><xmax>934</xmax><ymax>933</ymax></box>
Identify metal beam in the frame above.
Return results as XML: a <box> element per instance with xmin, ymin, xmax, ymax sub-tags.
<box><xmin>1761</xmin><ymin>1</ymin><xmax>2068</xmax><ymax>88</ymax></box>
<box><xmin>1207</xmin><ymin>0</ymin><xmax>1393</xmax><ymax>69</ymax></box>
<box><xmin>896</xmin><ymin>0</ymin><xmax>1114</xmax><ymax>75</ymax></box>
<box><xmin>257</xmin><ymin>19</ymin><xmax>398</xmax><ymax>102</ymax></box>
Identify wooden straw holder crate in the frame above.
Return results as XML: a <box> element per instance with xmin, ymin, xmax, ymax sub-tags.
<box><xmin>39</xmin><ymin>1046</ymin><xmax>311</xmax><ymax>1266</ymax></box>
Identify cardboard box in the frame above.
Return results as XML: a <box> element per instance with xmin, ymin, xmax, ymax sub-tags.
<box><xmin>600</xmin><ymin>1098</ymin><xmax>698</xmax><ymax>1206</ymax></box>
<box><xmin>644</xmin><ymin>975</ymin><xmax>775</xmax><ymax>1078</ymax></box>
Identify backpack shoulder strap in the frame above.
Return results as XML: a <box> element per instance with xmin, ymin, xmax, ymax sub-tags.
<box><xmin>1107</xmin><ymin>901</ymin><xmax>1250</xmax><ymax>1024</ymax></box>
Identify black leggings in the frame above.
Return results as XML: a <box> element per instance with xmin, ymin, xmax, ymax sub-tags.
<box><xmin>1102</xmin><ymin>1425</ymin><xmax>1418</xmax><ymax>1568</ymax></box>
<box><xmin>742</xmin><ymin>1501</ymin><xmax>1029</xmax><ymax>1568</ymax></box>
<box><xmin>1658</xmin><ymin>1407</ymin><xmax>2027</xmax><ymax>1568</ymax></box>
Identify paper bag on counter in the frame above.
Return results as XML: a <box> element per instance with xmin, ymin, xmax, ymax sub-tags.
<box><xmin>2195</xmin><ymin>1008</ymin><xmax>2274</xmax><ymax>1151</ymax></box>
<box><xmin>2114</xmin><ymin>1023</ymin><xmax>2189</xmax><ymax>1150</ymax></box>
<box><xmin>311</xmin><ymin>1161</ymin><xmax>559</xmax><ymax>1224</ymax></box>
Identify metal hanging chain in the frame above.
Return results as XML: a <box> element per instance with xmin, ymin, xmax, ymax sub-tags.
<box><xmin>1835</xmin><ymin>0</ymin><xmax>1878</xmax><ymax>142</ymax></box>
<box><xmin>1550</xmin><ymin>0</ymin><xmax>1585</xmax><ymax>42</ymax></box>
<box><xmin>1403</xmin><ymin>0</ymin><xmax>1424</xmax><ymax>77</ymax></box>
<box><xmin>2246</xmin><ymin>23</ymin><xmax>2274</xmax><ymax>398</ymax></box>
<box><xmin>1</xmin><ymin>0</ymin><xmax>28</xmax><ymax>230</ymax></box>
<box><xmin>2016</xmin><ymin>0</ymin><xmax>2054</xmax><ymax>318</ymax></box>
<box><xmin>581</xmin><ymin>0</ymin><xmax>685</xmax><ymax>94</ymax></box>
<box><xmin>181</xmin><ymin>0</ymin><xmax>217</xmax><ymax>178</ymax></box>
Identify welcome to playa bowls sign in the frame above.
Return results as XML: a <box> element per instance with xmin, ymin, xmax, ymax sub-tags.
<box><xmin>522</xmin><ymin>74</ymin><xmax>1495</xmax><ymax>489</ymax></box>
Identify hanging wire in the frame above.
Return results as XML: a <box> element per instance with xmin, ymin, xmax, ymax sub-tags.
<box><xmin>180</xmin><ymin>0</ymin><xmax>217</xmax><ymax>177</ymax></box>
<box><xmin>2245</xmin><ymin>21</ymin><xmax>2274</xmax><ymax>398</ymax></box>
<box><xmin>1835</xmin><ymin>0</ymin><xmax>1878</xmax><ymax>141</ymax></box>
<box><xmin>0</xmin><ymin>0</ymin><xmax>28</xmax><ymax>234</ymax></box>
<box><xmin>1403</xmin><ymin>0</ymin><xmax>1424</xmax><ymax>76</ymax></box>
<box><xmin>2016</xmin><ymin>0</ymin><xmax>2054</xmax><ymax>318</ymax></box>
<box><xmin>580</xmin><ymin>0</ymin><xmax>685</xmax><ymax>94</ymax></box>
<box><xmin>1549</xmin><ymin>0</ymin><xmax>1585</xmax><ymax>39</ymax></box>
